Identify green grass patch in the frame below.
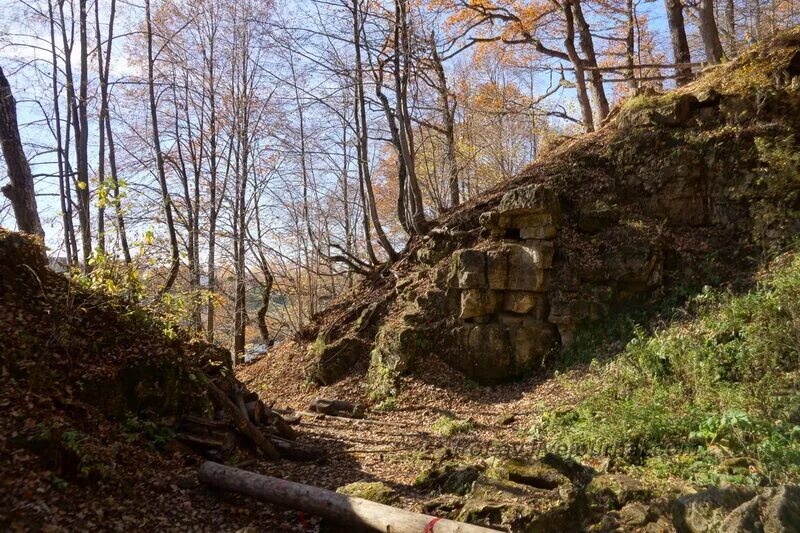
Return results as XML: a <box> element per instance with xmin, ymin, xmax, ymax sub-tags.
<box><xmin>431</xmin><ymin>415</ymin><xmax>474</xmax><ymax>437</ymax></box>
<box><xmin>538</xmin><ymin>248</ymin><xmax>800</xmax><ymax>486</ymax></box>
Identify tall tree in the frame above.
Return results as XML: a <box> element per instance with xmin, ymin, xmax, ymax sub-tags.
<box><xmin>0</xmin><ymin>66</ymin><xmax>44</xmax><ymax>238</ymax></box>
<box><xmin>665</xmin><ymin>0</ymin><xmax>693</xmax><ymax>84</ymax></box>
<box><xmin>698</xmin><ymin>0</ymin><xmax>725</xmax><ymax>62</ymax></box>
<box><xmin>146</xmin><ymin>0</ymin><xmax>181</xmax><ymax>296</ymax></box>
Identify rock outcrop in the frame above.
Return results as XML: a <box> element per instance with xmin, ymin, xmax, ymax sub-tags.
<box><xmin>302</xmin><ymin>29</ymin><xmax>800</xmax><ymax>391</ymax></box>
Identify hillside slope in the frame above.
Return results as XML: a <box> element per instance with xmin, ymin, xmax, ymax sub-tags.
<box><xmin>235</xmin><ymin>30</ymin><xmax>800</xmax><ymax>533</ymax></box>
<box><xmin>247</xmin><ymin>28</ymin><xmax>800</xmax><ymax>399</ymax></box>
<box><xmin>0</xmin><ymin>231</ymin><xmax>307</xmax><ymax>531</ymax></box>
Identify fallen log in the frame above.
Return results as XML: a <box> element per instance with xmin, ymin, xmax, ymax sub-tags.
<box><xmin>297</xmin><ymin>411</ymin><xmax>414</xmax><ymax>429</ymax></box>
<box><xmin>205</xmin><ymin>380</ymin><xmax>280</xmax><ymax>460</ymax></box>
<box><xmin>245</xmin><ymin>400</ymin><xmax>265</xmax><ymax>425</ymax></box>
<box><xmin>198</xmin><ymin>461</ymin><xmax>494</xmax><ymax>533</ymax></box>
<box><xmin>309</xmin><ymin>398</ymin><xmax>366</xmax><ymax>418</ymax></box>
<box><xmin>267</xmin><ymin>435</ymin><xmax>325</xmax><ymax>462</ymax></box>
<box><xmin>273</xmin><ymin>408</ymin><xmax>302</xmax><ymax>425</ymax></box>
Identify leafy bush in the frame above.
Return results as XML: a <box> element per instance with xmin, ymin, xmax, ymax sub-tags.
<box><xmin>538</xmin><ymin>249</ymin><xmax>800</xmax><ymax>485</ymax></box>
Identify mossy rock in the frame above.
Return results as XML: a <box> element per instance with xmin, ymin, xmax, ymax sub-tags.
<box><xmin>415</xmin><ymin>462</ymin><xmax>481</xmax><ymax>495</ymax></box>
<box><xmin>367</xmin><ymin>323</ymin><xmax>436</xmax><ymax>400</ymax></box>
<box><xmin>309</xmin><ymin>335</ymin><xmax>368</xmax><ymax>385</ymax></box>
<box><xmin>335</xmin><ymin>481</ymin><xmax>396</xmax><ymax>504</ymax></box>
<box><xmin>586</xmin><ymin>473</ymin><xmax>650</xmax><ymax>511</ymax></box>
<box><xmin>457</xmin><ymin>475</ymin><xmax>580</xmax><ymax>532</ymax></box>
<box><xmin>487</xmin><ymin>457</ymin><xmax>572</xmax><ymax>491</ymax></box>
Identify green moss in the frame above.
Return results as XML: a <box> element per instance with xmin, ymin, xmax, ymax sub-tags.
<box><xmin>336</xmin><ymin>481</ymin><xmax>396</xmax><ymax>504</ymax></box>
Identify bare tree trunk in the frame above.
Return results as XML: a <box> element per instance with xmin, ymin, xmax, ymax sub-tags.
<box><xmin>698</xmin><ymin>0</ymin><xmax>725</xmax><ymax>63</ymax></box>
<box><xmin>352</xmin><ymin>0</ymin><xmax>396</xmax><ymax>260</ymax></box>
<box><xmin>394</xmin><ymin>0</ymin><xmax>427</xmax><ymax>234</ymax></box>
<box><xmin>205</xmin><ymin>17</ymin><xmax>220</xmax><ymax>343</ymax></box>
<box><xmin>725</xmin><ymin>0</ymin><xmax>737</xmax><ymax>55</ymax></box>
<box><xmin>146</xmin><ymin>0</ymin><xmax>181</xmax><ymax>296</ymax></box>
<box><xmin>373</xmin><ymin>61</ymin><xmax>410</xmax><ymax>235</ymax></box>
<box><xmin>431</xmin><ymin>43</ymin><xmax>459</xmax><ymax>209</ymax></box>
<box><xmin>77</xmin><ymin>0</ymin><xmax>91</xmax><ymax>266</ymax></box>
<box><xmin>572</xmin><ymin>0</ymin><xmax>609</xmax><ymax>122</ymax></box>
<box><xmin>94</xmin><ymin>0</ymin><xmax>106</xmax><ymax>254</ymax></box>
<box><xmin>48</xmin><ymin>0</ymin><xmax>74</xmax><ymax>261</ymax></box>
<box><xmin>665</xmin><ymin>0</ymin><xmax>693</xmax><ymax>85</ymax></box>
<box><xmin>100</xmin><ymin>0</ymin><xmax>130</xmax><ymax>264</ymax></box>
<box><xmin>0</xmin><ymin>66</ymin><xmax>44</xmax><ymax>239</ymax></box>
<box><xmin>563</xmin><ymin>1</ymin><xmax>594</xmax><ymax>132</ymax></box>
<box><xmin>626</xmin><ymin>0</ymin><xmax>638</xmax><ymax>91</ymax></box>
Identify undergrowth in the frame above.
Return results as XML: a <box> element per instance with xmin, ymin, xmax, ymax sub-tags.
<box><xmin>537</xmin><ymin>247</ymin><xmax>800</xmax><ymax>487</ymax></box>
<box><xmin>431</xmin><ymin>415</ymin><xmax>474</xmax><ymax>437</ymax></box>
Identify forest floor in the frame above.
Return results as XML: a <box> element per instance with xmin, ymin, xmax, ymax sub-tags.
<box><xmin>236</xmin><ymin>342</ymin><xmax>599</xmax><ymax>518</ymax></box>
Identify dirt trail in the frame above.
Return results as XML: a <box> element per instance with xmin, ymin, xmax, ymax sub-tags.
<box><xmin>236</xmin><ymin>344</ymin><xmax>593</xmax><ymax>515</ymax></box>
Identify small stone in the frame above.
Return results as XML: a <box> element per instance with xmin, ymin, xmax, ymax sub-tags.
<box><xmin>619</xmin><ymin>501</ymin><xmax>651</xmax><ymax>527</ymax></box>
<box><xmin>494</xmin><ymin>413</ymin><xmax>516</xmax><ymax>426</ymax></box>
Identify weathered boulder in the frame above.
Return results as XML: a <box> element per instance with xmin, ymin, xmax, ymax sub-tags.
<box><xmin>498</xmin><ymin>184</ymin><xmax>560</xmax><ymax>217</ymax></box>
<box><xmin>457</xmin><ymin>475</ymin><xmax>579</xmax><ymax>532</ymax></box>
<box><xmin>309</xmin><ymin>336</ymin><xmax>368</xmax><ymax>385</ymax></box>
<box><xmin>722</xmin><ymin>485</ymin><xmax>800</xmax><ymax>532</ymax></box>
<box><xmin>366</xmin><ymin>321</ymin><xmax>437</xmax><ymax>399</ymax></box>
<box><xmin>487</xmin><ymin>457</ymin><xmax>572</xmax><ymax>490</ymax></box>
<box><xmin>586</xmin><ymin>473</ymin><xmax>650</xmax><ymax>510</ymax></box>
<box><xmin>606</xmin><ymin>244</ymin><xmax>663</xmax><ymax>290</ymax></box>
<box><xmin>415</xmin><ymin>462</ymin><xmax>481</xmax><ymax>495</ymax></box>
<box><xmin>511</xmin><ymin>322</ymin><xmax>558</xmax><ymax>370</ymax></box>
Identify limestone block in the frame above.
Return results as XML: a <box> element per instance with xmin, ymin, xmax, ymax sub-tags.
<box><xmin>467</xmin><ymin>324</ymin><xmax>514</xmax><ymax>381</ymax></box>
<box><xmin>460</xmin><ymin>289</ymin><xmax>498</xmax><ymax>319</ymax></box>
<box><xmin>451</xmin><ymin>249</ymin><xmax>487</xmax><ymax>288</ymax></box>
<box><xmin>487</xmin><ymin>249</ymin><xmax>509</xmax><ymax>289</ymax></box>
<box><xmin>506</xmin><ymin>244</ymin><xmax>548</xmax><ymax>291</ymax></box>
<box><xmin>512</xmin><ymin>322</ymin><xmax>557</xmax><ymax>370</ymax></box>
<box><xmin>514</xmin><ymin>213</ymin><xmax>558</xmax><ymax>240</ymax></box>
<box><xmin>520</xmin><ymin>224</ymin><xmax>557</xmax><ymax>240</ymax></box>
<box><xmin>503</xmin><ymin>291</ymin><xmax>540</xmax><ymax>314</ymax></box>
<box><xmin>497</xmin><ymin>312</ymin><xmax>524</xmax><ymax>327</ymax></box>
<box><xmin>521</xmin><ymin>239</ymin><xmax>555</xmax><ymax>268</ymax></box>
<box><xmin>498</xmin><ymin>184</ymin><xmax>559</xmax><ymax>216</ymax></box>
